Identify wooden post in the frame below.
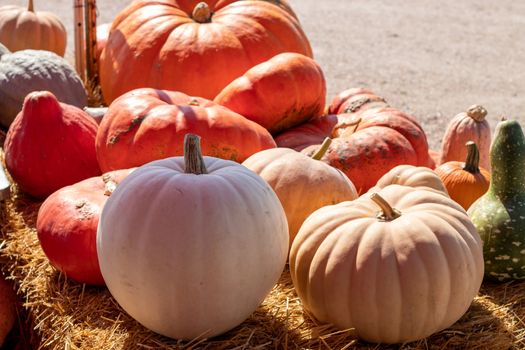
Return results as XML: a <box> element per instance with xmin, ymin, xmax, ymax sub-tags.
<box><xmin>85</xmin><ymin>0</ymin><xmax>99</xmax><ymax>89</ymax></box>
<box><xmin>73</xmin><ymin>0</ymin><xmax>86</xmax><ymax>82</ymax></box>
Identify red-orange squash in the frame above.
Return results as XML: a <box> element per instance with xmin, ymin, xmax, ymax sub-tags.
<box><xmin>328</xmin><ymin>87</ymin><xmax>387</xmax><ymax>115</ymax></box>
<box><xmin>214</xmin><ymin>52</ymin><xmax>326</xmax><ymax>134</ymax></box>
<box><xmin>435</xmin><ymin>141</ymin><xmax>490</xmax><ymax>210</ymax></box>
<box><xmin>96</xmin><ymin>88</ymin><xmax>276</xmax><ymax>172</ymax></box>
<box><xmin>36</xmin><ymin>168</ymin><xmax>134</xmax><ymax>286</ymax></box>
<box><xmin>5</xmin><ymin>91</ymin><xmax>101</xmax><ymax>198</ymax></box>
<box><xmin>440</xmin><ymin>105</ymin><xmax>491</xmax><ymax>170</ymax></box>
<box><xmin>0</xmin><ymin>274</ymin><xmax>16</xmax><ymax>347</ymax></box>
<box><xmin>303</xmin><ymin>107</ymin><xmax>431</xmax><ymax>194</ymax></box>
<box><xmin>99</xmin><ymin>0</ymin><xmax>312</xmax><ymax>103</ymax></box>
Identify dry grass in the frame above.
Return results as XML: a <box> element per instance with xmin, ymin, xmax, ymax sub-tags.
<box><xmin>0</xmin><ymin>186</ymin><xmax>524</xmax><ymax>349</ymax></box>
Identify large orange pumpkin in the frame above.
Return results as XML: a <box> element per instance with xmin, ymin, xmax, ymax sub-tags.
<box><xmin>214</xmin><ymin>52</ymin><xmax>326</xmax><ymax>134</ymax></box>
<box><xmin>96</xmin><ymin>88</ymin><xmax>276</xmax><ymax>172</ymax></box>
<box><xmin>99</xmin><ymin>0</ymin><xmax>312</xmax><ymax>103</ymax></box>
<box><xmin>274</xmin><ymin>114</ymin><xmax>337</xmax><ymax>151</ymax></box>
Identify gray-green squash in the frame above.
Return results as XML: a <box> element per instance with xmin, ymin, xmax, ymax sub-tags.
<box><xmin>0</xmin><ymin>48</ymin><xmax>87</xmax><ymax>128</ymax></box>
<box><xmin>468</xmin><ymin>119</ymin><xmax>525</xmax><ymax>281</ymax></box>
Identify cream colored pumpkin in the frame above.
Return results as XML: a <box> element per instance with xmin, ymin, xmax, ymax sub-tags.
<box><xmin>368</xmin><ymin>164</ymin><xmax>449</xmax><ymax>195</ymax></box>
<box><xmin>290</xmin><ymin>184</ymin><xmax>483</xmax><ymax>344</ymax></box>
<box><xmin>242</xmin><ymin>139</ymin><xmax>358</xmax><ymax>248</ymax></box>
<box><xmin>97</xmin><ymin>134</ymin><xmax>288</xmax><ymax>340</ymax></box>
<box><xmin>440</xmin><ymin>105</ymin><xmax>491</xmax><ymax>170</ymax></box>
<box><xmin>0</xmin><ymin>0</ymin><xmax>66</xmax><ymax>56</ymax></box>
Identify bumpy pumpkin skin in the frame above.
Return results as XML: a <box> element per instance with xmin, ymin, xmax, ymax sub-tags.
<box><xmin>0</xmin><ymin>2</ymin><xmax>66</xmax><ymax>56</ymax></box>
<box><xmin>5</xmin><ymin>91</ymin><xmax>101</xmax><ymax>198</ymax></box>
<box><xmin>273</xmin><ymin>114</ymin><xmax>337</xmax><ymax>151</ymax></box>
<box><xmin>290</xmin><ymin>185</ymin><xmax>484</xmax><ymax>344</ymax></box>
<box><xmin>0</xmin><ymin>49</ymin><xmax>87</xmax><ymax>128</ymax></box>
<box><xmin>303</xmin><ymin>127</ymin><xmax>418</xmax><ymax>194</ymax></box>
<box><xmin>242</xmin><ymin>146</ymin><xmax>358</xmax><ymax>248</ymax></box>
<box><xmin>96</xmin><ymin>88</ymin><xmax>276</xmax><ymax>172</ymax></box>
<box><xmin>369</xmin><ymin>164</ymin><xmax>449</xmax><ymax>195</ymax></box>
<box><xmin>214</xmin><ymin>53</ymin><xmax>326</xmax><ymax>134</ymax></box>
<box><xmin>36</xmin><ymin>168</ymin><xmax>134</xmax><ymax>286</ymax></box>
<box><xmin>440</xmin><ymin>105</ymin><xmax>491</xmax><ymax>170</ymax></box>
<box><xmin>328</xmin><ymin>87</ymin><xmax>387</xmax><ymax>116</ymax></box>
<box><xmin>99</xmin><ymin>0</ymin><xmax>312</xmax><ymax>103</ymax></box>
<box><xmin>468</xmin><ymin>120</ymin><xmax>525</xmax><ymax>281</ymax></box>
<box><xmin>97</xmin><ymin>137</ymin><xmax>288</xmax><ymax>340</ymax></box>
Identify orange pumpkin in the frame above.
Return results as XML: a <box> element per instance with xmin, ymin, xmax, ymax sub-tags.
<box><xmin>0</xmin><ymin>0</ymin><xmax>66</xmax><ymax>56</ymax></box>
<box><xmin>328</xmin><ymin>87</ymin><xmax>387</xmax><ymax>116</ymax></box>
<box><xmin>96</xmin><ymin>88</ymin><xmax>276</xmax><ymax>172</ymax></box>
<box><xmin>99</xmin><ymin>0</ymin><xmax>312</xmax><ymax>103</ymax></box>
<box><xmin>435</xmin><ymin>141</ymin><xmax>490</xmax><ymax>210</ymax></box>
<box><xmin>440</xmin><ymin>105</ymin><xmax>491</xmax><ymax>170</ymax></box>
<box><xmin>214</xmin><ymin>52</ymin><xmax>326</xmax><ymax>134</ymax></box>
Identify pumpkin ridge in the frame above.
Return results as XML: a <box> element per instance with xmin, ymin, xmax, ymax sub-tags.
<box><xmin>108</xmin><ymin>114</ymin><xmax>149</xmax><ymax>145</ymax></box>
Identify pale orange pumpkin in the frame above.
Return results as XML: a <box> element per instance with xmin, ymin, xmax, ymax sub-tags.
<box><xmin>0</xmin><ymin>0</ymin><xmax>66</xmax><ymax>56</ymax></box>
<box><xmin>369</xmin><ymin>164</ymin><xmax>448</xmax><ymax>196</ymax></box>
<box><xmin>290</xmin><ymin>184</ymin><xmax>484</xmax><ymax>344</ymax></box>
<box><xmin>440</xmin><ymin>105</ymin><xmax>491</xmax><ymax>170</ymax></box>
<box><xmin>435</xmin><ymin>141</ymin><xmax>490</xmax><ymax>210</ymax></box>
<box><xmin>243</xmin><ymin>138</ymin><xmax>358</xmax><ymax>248</ymax></box>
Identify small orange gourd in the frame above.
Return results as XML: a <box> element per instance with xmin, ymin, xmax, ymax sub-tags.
<box><xmin>435</xmin><ymin>141</ymin><xmax>490</xmax><ymax>210</ymax></box>
<box><xmin>440</xmin><ymin>105</ymin><xmax>491</xmax><ymax>169</ymax></box>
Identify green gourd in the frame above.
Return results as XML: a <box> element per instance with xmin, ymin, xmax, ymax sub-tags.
<box><xmin>468</xmin><ymin>119</ymin><xmax>525</xmax><ymax>281</ymax></box>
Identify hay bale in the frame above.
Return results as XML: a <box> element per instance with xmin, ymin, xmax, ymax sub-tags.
<box><xmin>1</xmin><ymin>185</ymin><xmax>524</xmax><ymax>349</ymax></box>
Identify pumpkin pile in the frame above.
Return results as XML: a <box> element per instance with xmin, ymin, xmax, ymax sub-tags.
<box><xmin>1</xmin><ymin>0</ymin><xmax>524</xmax><ymax>348</ymax></box>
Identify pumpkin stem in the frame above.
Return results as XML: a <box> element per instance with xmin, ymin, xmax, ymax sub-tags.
<box><xmin>466</xmin><ymin>105</ymin><xmax>487</xmax><ymax>122</ymax></box>
<box><xmin>463</xmin><ymin>141</ymin><xmax>481</xmax><ymax>174</ymax></box>
<box><xmin>184</xmin><ymin>134</ymin><xmax>208</xmax><ymax>175</ymax></box>
<box><xmin>102</xmin><ymin>174</ymin><xmax>118</xmax><ymax>196</ymax></box>
<box><xmin>193</xmin><ymin>2</ymin><xmax>212</xmax><ymax>23</ymax></box>
<box><xmin>311</xmin><ymin>138</ymin><xmax>332</xmax><ymax>160</ymax></box>
<box><xmin>370</xmin><ymin>193</ymin><xmax>401</xmax><ymax>221</ymax></box>
<box><xmin>28</xmin><ymin>0</ymin><xmax>34</xmax><ymax>12</ymax></box>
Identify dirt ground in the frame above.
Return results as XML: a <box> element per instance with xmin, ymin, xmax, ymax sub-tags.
<box><xmin>5</xmin><ymin>0</ymin><xmax>525</xmax><ymax>150</ymax></box>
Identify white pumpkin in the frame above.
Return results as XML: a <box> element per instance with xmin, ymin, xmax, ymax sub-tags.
<box><xmin>97</xmin><ymin>134</ymin><xmax>288</xmax><ymax>340</ymax></box>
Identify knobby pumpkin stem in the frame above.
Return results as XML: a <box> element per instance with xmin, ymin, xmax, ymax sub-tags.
<box><xmin>28</xmin><ymin>0</ymin><xmax>34</xmax><ymax>12</ymax></box>
<box><xmin>193</xmin><ymin>2</ymin><xmax>212</xmax><ymax>23</ymax></box>
<box><xmin>311</xmin><ymin>137</ymin><xmax>332</xmax><ymax>160</ymax></box>
<box><xmin>184</xmin><ymin>134</ymin><xmax>208</xmax><ymax>175</ymax></box>
<box><xmin>463</xmin><ymin>141</ymin><xmax>481</xmax><ymax>174</ymax></box>
<box><xmin>466</xmin><ymin>105</ymin><xmax>487</xmax><ymax>122</ymax></box>
<box><xmin>370</xmin><ymin>193</ymin><xmax>401</xmax><ymax>221</ymax></box>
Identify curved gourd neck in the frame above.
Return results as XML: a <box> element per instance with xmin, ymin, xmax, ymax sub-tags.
<box><xmin>489</xmin><ymin>120</ymin><xmax>525</xmax><ymax>198</ymax></box>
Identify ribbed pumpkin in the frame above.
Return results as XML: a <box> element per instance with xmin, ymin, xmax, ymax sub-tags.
<box><xmin>0</xmin><ymin>0</ymin><xmax>66</xmax><ymax>56</ymax></box>
<box><xmin>436</xmin><ymin>141</ymin><xmax>490</xmax><ymax>210</ymax></box>
<box><xmin>273</xmin><ymin>114</ymin><xmax>337</xmax><ymax>151</ymax></box>
<box><xmin>214</xmin><ymin>53</ymin><xmax>325</xmax><ymax>134</ymax></box>
<box><xmin>0</xmin><ymin>47</ymin><xmax>87</xmax><ymax>128</ymax></box>
<box><xmin>5</xmin><ymin>91</ymin><xmax>101</xmax><ymax>198</ymax></box>
<box><xmin>369</xmin><ymin>164</ymin><xmax>448</xmax><ymax>195</ymax></box>
<box><xmin>99</xmin><ymin>0</ymin><xmax>312</xmax><ymax>103</ymax></box>
<box><xmin>96</xmin><ymin>88</ymin><xmax>276</xmax><ymax>172</ymax></box>
<box><xmin>440</xmin><ymin>105</ymin><xmax>491</xmax><ymax>170</ymax></box>
<box><xmin>97</xmin><ymin>134</ymin><xmax>288</xmax><ymax>340</ymax></box>
<box><xmin>243</xmin><ymin>138</ymin><xmax>358</xmax><ymax>248</ymax></box>
<box><xmin>36</xmin><ymin>168</ymin><xmax>134</xmax><ymax>286</ymax></box>
<box><xmin>290</xmin><ymin>184</ymin><xmax>484</xmax><ymax>344</ymax></box>
<box><xmin>302</xmin><ymin>107</ymin><xmax>431</xmax><ymax>194</ymax></box>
